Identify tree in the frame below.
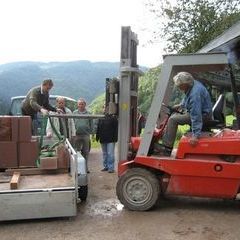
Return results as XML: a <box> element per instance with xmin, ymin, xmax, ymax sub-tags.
<box><xmin>138</xmin><ymin>66</ymin><xmax>160</xmax><ymax>114</ymax></box>
<box><xmin>146</xmin><ymin>0</ymin><xmax>240</xmax><ymax>53</ymax></box>
<box><xmin>88</xmin><ymin>93</ymin><xmax>105</xmax><ymax>114</ymax></box>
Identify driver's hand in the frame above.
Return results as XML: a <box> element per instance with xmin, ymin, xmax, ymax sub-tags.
<box><xmin>172</xmin><ymin>104</ymin><xmax>181</xmax><ymax>111</ymax></box>
<box><xmin>40</xmin><ymin>108</ymin><xmax>49</xmax><ymax>116</ymax></box>
<box><xmin>189</xmin><ymin>136</ymin><xmax>198</xmax><ymax>146</ymax></box>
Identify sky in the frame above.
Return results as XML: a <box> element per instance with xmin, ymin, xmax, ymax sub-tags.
<box><xmin>0</xmin><ymin>0</ymin><xmax>165</xmax><ymax>68</ymax></box>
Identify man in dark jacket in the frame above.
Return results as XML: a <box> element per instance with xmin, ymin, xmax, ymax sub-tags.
<box><xmin>21</xmin><ymin>79</ymin><xmax>57</xmax><ymax>134</ymax></box>
<box><xmin>96</xmin><ymin>106</ymin><xmax>118</xmax><ymax>173</ymax></box>
<box><xmin>22</xmin><ymin>79</ymin><xmax>56</xmax><ymax>118</ymax></box>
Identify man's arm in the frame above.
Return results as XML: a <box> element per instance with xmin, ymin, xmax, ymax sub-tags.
<box><xmin>189</xmin><ymin>94</ymin><xmax>203</xmax><ymax>137</ymax></box>
<box><xmin>29</xmin><ymin>88</ymin><xmax>42</xmax><ymax>112</ymax></box>
<box><xmin>44</xmin><ymin>94</ymin><xmax>56</xmax><ymax>112</ymax></box>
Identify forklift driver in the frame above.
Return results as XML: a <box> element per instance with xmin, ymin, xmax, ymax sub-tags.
<box><xmin>158</xmin><ymin>72</ymin><xmax>212</xmax><ymax>156</ymax></box>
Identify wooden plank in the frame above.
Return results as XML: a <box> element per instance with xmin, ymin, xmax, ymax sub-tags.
<box><xmin>10</xmin><ymin>172</ymin><xmax>21</xmax><ymax>189</ymax></box>
<box><xmin>5</xmin><ymin>168</ymin><xmax>68</xmax><ymax>176</ymax></box>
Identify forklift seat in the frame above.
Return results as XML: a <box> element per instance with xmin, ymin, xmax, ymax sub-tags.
<box><xmin>202</xmin><ymin>94</ymin><xmax>225</xmax><ymax>130</ymax></box>
<box><xmin>212</xmin><ymin>94</ymin><xmax>225</xmax><ymax>123</ymax></box>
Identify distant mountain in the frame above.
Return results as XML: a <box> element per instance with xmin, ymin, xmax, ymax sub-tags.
<box><xmin>0</xmin><ymin>60</ymin><xmax>122</xmax><ymax>114</ymax></box>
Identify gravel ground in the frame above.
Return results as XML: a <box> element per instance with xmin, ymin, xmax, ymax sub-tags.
<box><xmin>1</xmin><ymin>148</ymin><xmax>240</xmax><ymax>240</ymax></box>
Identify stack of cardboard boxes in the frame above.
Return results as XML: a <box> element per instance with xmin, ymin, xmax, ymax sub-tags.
<box><xmin>0</xmin><ymin>116</ymin><xmax>39</xmax><ymax>169</ymax></box>
<box><xmin>0</xmin><ymin>116</ymin><xmax>70</xmax><ymax>171</ymax></box>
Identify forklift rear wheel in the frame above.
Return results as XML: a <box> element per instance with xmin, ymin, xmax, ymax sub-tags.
<box><xmin>78</xmin><ymin>185</ymin><xmax>88</xmax><ymax>201</ymax></box>
<box><xmin>116</xmin><ymin>168</ymin><xmax>160</xmax><ymax>211</ymax></box>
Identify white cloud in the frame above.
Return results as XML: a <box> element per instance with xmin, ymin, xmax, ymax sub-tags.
<box><xmin>0</xmin><ymin>0</ymin><xmax>165</xmax><ymax>67</ymax></box>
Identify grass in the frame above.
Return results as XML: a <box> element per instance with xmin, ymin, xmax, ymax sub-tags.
<box><xmin>91</xmin><ymin>138</ymin><xmax>101</xmax><ymax>148</ymax></box>
<box><xmin>225</xmin><ymin>115</ymin><xmax>235</xmax><ymax>126</ymax></box>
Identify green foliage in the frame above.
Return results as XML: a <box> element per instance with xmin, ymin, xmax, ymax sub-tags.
<box><xmin>88</xmin><ymin>94</ymin><xmax>105</xmax><ymax>114</ymax></box>
<box><xmin>138</xmin><ymin>65</ymin><xmax>184</xmax><ymax>114</ymax></box>
<box><xmin>138</xmin><ymin>66</ymin><xmax>160</xmax><ymax>114</ymax></box>
<box><xmin>91</xmin><ymin>136</ymin><xmax>101</xmax><ymax>149</ymax></box>
<box><xmin>88</xmin><ymin>67</ymin><xmax>159</xmax><ymax>115</ymax></box>
<box><xmin>226</xmin><ymin>115</ymin><xmax>236</xmax><ymax>126</ymax></box>
<box><xmin>146</xmin><ymin>0</ymin><xmax>240</xmax><ymax>53</ymax></box>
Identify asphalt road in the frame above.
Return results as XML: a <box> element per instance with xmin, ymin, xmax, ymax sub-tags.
<box><xmin>1</xmin><ymin>149</ymin><xmax>240</xmax><ymax>240</ymax></box>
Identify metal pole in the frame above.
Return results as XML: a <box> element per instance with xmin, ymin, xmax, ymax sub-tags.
<box><xmin>48</xmin><ymin>114</ymin><xmax>105</xmax><ymax>119</ymax></box>
<box><xmin>228</xmin><ymin>64</ymin><xmax>240</xmax><ymax>129</ymax></box>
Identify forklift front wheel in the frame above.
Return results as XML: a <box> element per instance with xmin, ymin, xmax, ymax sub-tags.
<box><xmin>116</xmin><ymin>168</ymin><xmax>160</xmax><ymax>211</ymax></box>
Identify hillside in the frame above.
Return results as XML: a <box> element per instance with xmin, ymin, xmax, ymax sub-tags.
<box><xmin>0</xmin><ymin>60</ymin><xmax>120</xmax><ymax>114</ymax></box>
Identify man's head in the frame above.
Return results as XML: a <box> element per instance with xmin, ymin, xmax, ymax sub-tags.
<box><xmin>42</xmin><ymin>79</ymin><xmax>53</xmax><ymax>93</ymax></box>
<box><xmin>56</xmin><ymin>97</ymin><xmax>65</xmax><ymax>110</ymax></box>
<box><xmin>77</xmin><ymin>98</ymin><xmax>87</xmax><ymax>112</ymax></box>
<box><xmin>173</xmin><ymin>72</ymin><xmax>194</xmax><ymax>92</ymax></box>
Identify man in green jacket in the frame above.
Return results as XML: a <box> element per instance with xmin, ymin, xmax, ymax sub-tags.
<box><xmin>22</xmin><ymin>79</ymin><xmax>56</xmax><ymax>118</ymax></box>
<box><xmin>73</xmin><ymin>98</ymin><xmax>93</xmax><ymax>173</ymax></box>
<box><xmin>21</xmin><ymin>79</ymin><xmax>57</xmax><ymax>134</ymax></box>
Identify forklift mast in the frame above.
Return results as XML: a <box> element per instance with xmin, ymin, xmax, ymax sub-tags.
<box><xmin>118</xmin><ymin>26</ymin><xmax>142</xmax><ymax>162</ymax></box>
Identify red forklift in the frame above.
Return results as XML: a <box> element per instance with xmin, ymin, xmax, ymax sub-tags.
<box><xmin>115</xmin><ymin>26</ymin><xmax>240</xmax><ymax>211</ymax></box>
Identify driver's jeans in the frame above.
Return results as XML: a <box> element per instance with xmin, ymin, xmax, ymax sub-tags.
<box><xmin>162</xmin><ymin>112</ymin><xmax>211</xmax><ymax>149</ymax></box>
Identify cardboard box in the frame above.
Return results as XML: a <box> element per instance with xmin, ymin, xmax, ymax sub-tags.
<box><xmin>11</xmin><ymin>116</ymin><xmax>19</xmax><ymax>142</ymax></box>
<box><xmin>0</xmin><ymin>117</ymin><xmax>11</xmax><ymax>141</ymax></box>
<box><xmin>18</xmin><ymin>139</ymin><xmax>39</xmax><ymax>168</ymax></box>
<box><xmin>18</xmin><ymin>116</ymin><xmax>32</xmax><ymax>142</ymax></box>
<box><xmin>56</xmin><ymin>144</ymin><xmax>70</xmax><ymax>169</ymax></box>
<box><xmin>0</xmin><ymin>142</ymin><xmax>18</xmax><ymax>168</ymax></box>
<box><xmin>40</xmin><ymin>157</ymin><xmax>58</xmax><ymax>169</ymax></box>
<box><xmin>0</xmin><ymin>116</ymin><xmax>18</xmax><ymax>142</ymax></box>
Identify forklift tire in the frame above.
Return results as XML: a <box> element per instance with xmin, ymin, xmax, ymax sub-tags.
<box><xmin>78</xmin><ymin>185</ymin><xmax>88</xmax><ymax>201</ymax></box>
<box><xmin>116</xmin><ymin>168</ymin><xmax>160</xmax><ymax>211</ymax></box>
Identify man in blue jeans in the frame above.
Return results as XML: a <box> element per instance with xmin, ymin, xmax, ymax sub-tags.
<box><xmin>159</xmin><ymin>72</ymin><xmax>212</xmax><ymax>156</ymax></box>
<box><xmin>96</xmin><ymin>106</ymin><xmax>118</xmax><ymax>173</ymax></box>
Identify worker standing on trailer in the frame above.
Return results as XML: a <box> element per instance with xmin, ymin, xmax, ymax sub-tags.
<box><xmin>22</xmin><ymin>79</ymin><xmax>56</xmax><ymax>118</ymax></box>
<box><xmin>21</xmin><ymin>79</ymin><xmax>58</xmax><ymax>134</ymax></box>
<box><xmin>159</xmin><ymin>72</ymin><xmax>212</xmax><ymax>156</ymax></box>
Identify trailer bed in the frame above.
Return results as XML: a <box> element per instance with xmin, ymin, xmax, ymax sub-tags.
<box><xmin>0</xmin><ymin>139</ymin><xmax>78</xmax><ymax>221</ymax></box>
<box><xmin>0</xmin><ymin>173</ymin><xmax>74</xmax><ymax>191</ymax></box>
